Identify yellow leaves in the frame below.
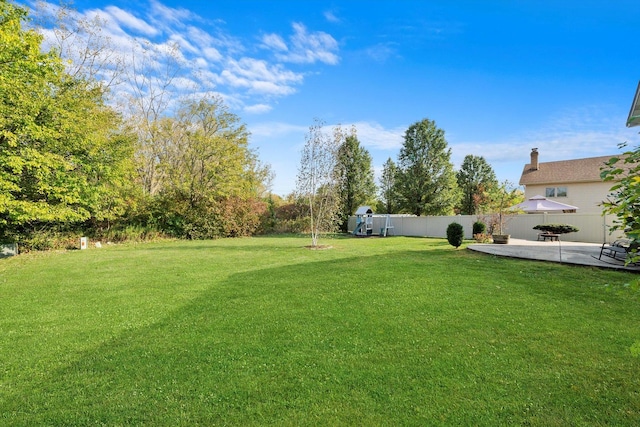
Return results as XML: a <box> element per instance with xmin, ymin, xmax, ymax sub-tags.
<box><xmin>0</xmin><ymin>130</ymin><xmax>18</xmax><ymax>147</ymax></box>
<box><xmin>5</xmin><ymin>199</ymin><xmax>89</xmax><ymax>223</ymax></box>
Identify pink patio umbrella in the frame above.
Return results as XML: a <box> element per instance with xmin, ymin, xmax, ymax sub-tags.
<box><xmin>509</xmin><ymin>195</ymin><xmax>578</xmax><ymax>213</ymax></box>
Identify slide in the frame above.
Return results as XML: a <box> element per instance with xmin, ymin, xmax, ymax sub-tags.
<box><xmin>353</xmin><ymin>222</ymin><xmax>364</xmax><ymax>235</ymax></box>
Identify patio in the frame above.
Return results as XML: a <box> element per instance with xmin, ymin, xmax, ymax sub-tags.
<box><xmin>468</xmin><ymin>238</ymin><xmax>640</xmax><ymax>272</ymax></box>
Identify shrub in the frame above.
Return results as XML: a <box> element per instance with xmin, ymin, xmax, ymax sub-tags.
<box><xmin>95</xmin><ymin>225</ymin><xmax>165</xmax><ymax>243</ymax></box>
<box><xmin>263</xmin><ymin>200</ymin><xmax>310</xmax><ymax>234</ymax></box>
<box><xmin>533</xmin><ymin>224</ymin><xmax>579</xmax><ymax>235</ymax></box>
<box><xmin>446</xmin><ymin>222</ymin><xmax>464</xmax><ymax>248</ymax></box>
<box><xmin>472</xmin><ymin>221</ymin><xmax>486</xmax><ymax>235</ymax></box>
<box><xmin>17</xmin><ymin>231</ymin><xmax>84</xmax><ymax>253</ymax></box>
<box><xmin>473</xmin><ymin>233</ymin><xmax>493</xmax><ymax>243</ymax></box>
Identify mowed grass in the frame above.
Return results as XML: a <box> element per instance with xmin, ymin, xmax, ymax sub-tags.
<box><xmin>1</xmin><ymin>235</ymin><xmax>639</xmax><ymax>426</ymax></box>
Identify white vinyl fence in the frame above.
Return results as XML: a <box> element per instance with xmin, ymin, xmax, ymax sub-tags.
<box><xmin>348</xmin><ymin>213</ymin><xmax>624</xmax><ymax>244</ymax></box>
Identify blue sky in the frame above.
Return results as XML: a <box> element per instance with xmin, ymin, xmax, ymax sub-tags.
<box><xmin>30</xmin><ymin>0</ymin><xmax>640</xmax><ymax>196</ymax></box>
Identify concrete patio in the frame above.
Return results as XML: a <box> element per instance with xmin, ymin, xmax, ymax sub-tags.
<box><xmin>467</xmin><ymin>238</ymin><xmax>640</xmax><ymax>272</ymax></box>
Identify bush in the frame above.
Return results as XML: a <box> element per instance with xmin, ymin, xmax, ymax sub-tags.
<box><xmin>472</xmin><ymin>221</ymin><xmax>486</xmax><ymax>236</ymax></box>
<box><xmin>94</xmin><ymin>225</ymin><xmax>165</xmax><ymax>243</ymax></box>
<box><xmin>446</xmin><ymin>222</ymin><xmax>464</xmax><ymax>248</ymax></box>
<box><xmin>17</xmin><ymin>231</ymin><xmax>84</xmax><ymax>253</ymax></box>
<box><xmin>533</xmin><ymin>224</ymin><xmax>579</xmax><ymax>235</ymax></box>
<box><xmin>262</xmin><ymin>200</ymin><xmax>310</xmax><ymax>234</ymax></box>
<box><xmin>473</xmin><ymin>233</ymin><xmax>493</xmax><ymax>243</ymax></box>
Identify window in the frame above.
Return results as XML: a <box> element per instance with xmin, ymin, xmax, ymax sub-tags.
<box><xmin>545</xmin><ymin>187</ymin><xmax>567</xmax><ymax>197</ymax></box>
<box><xmin>556</xmin><ymin>187</ymin><xmax>567</xmax><ymax>197</ymax></box>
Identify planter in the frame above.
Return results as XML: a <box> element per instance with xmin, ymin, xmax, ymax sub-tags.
<box><xmin>492</xmin><ymin>234</ymin><xmax>510</xmax><ymax>244</ymax></box>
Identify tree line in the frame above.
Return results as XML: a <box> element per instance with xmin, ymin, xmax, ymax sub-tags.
<box><xmin>0</xmin><ymin>1</ymin><xmax>525</xmax><ymax>250</ymax></box>
<box><xmin>296</xmin><ymin>117</ymin><xmax>522</xmax><ymax>245</ymax></box>
<box><xmin>0</xmin><ymin>1</ymin><xmax>271</xmax><ymax>249</ymax></box>
<box><xmin>9</xmin><ymin>0</ymin><xmax>637</xmax><ymax>255</ymax></box>
<box><xmin>298</xmin><ymin>115</ymin><xmax>640</xmax><ymax>259</ymax></box>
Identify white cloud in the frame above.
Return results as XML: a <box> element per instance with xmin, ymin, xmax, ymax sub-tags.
<box><xmin>105</xmin><ymin>6</ymin><xmax>159</xmax><ymax>37</ymax></box>
<box><xmin>350</xmin><ymin>121</ymin><xmax>405</xmax><ymax>150</ymax></box>
<box><xmin>171</xmin><ymin>76</ymin><xmax>199</xmax><ymax>91</ymax></box>
<box><xmin>33</xmin><ymin>0</ymin><xmax>342</xmax><ymax>118</ymax></box>
<box><xmin>364</xmin><ymin>43</ymin><xmax>398</xmax><ymax>63</ymax></box>
<box><xmin>446</xmin><ymin>109</ymin><xmax>640</xmax><ymax>185</ymax></box>
<box><xmin>249</xmin><ymin>121</ymin><xmax>308</xmax><ymax>138</ymax></box>
<box><xmin>272</xmin><ymin>23</ymin><xmax>340</xmax><ymax>65</ymax></box>
<box><xmin>252</xmin><ymin>81</ymin><xmax>297</xmax><ymax>96</ymax></box>
<box><xmin>195</xmin><ymin>69</ymin><xmax>221</xmax><ymax>87</ymax></box>
<box><xmin>36</xmin><ymin>27</ymin><xmax>57</xmax><ymax>52</ymax></box>
<box><xmin>167</xmin><ymin>34</ymin><xmax>199</xmax><ymax>55</ymax></box>
<box><xmin>235</xmin><ymin>58</ymin><xmax>298</xmax><ymax>82</ymax></box>
<box><xmin>192</xmin><ymin>57</ymin><xmax>209</xmax><ymax>69</ymax></box>
<box><xmin>148</xmin><ymin>0</ymin><xmax>195</xmax><ymax>29</ymax></box>
<box><xmin>220</xmin><ymin>58</ymin><xmax>303</xmax><ymax>96</ymax></box>
<box><xmin>507</xmin><ymin>108</ymin><xmax>635</xmax><ymax>162</ymax></box>
<box><xmin>202</xmin><ymin>47</ymin><xmax>223</xmax><ymax>62</ymax></box>
<box><xmin>244</xmin><ymin>103</ymin><xmax>273</xmax><ymax>114</ymax></box>
<box><xmin>261</xmin><ymin>33</ymin><xmax>288</xmax><ymax>52</ymax></box>
<box><xmin>323</xmin><ymin>10</ymin><xmax>341</xmax><ymax>23</ymax></box>
<box><xmin>185</xmin><ymin>26</ymin><xmax>216</xmax><ymax>47</ymax></box>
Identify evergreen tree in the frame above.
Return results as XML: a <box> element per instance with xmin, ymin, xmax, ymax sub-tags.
<box><xmin>446</xmin><ymin>222</ymin><xmax>464</xmax><ymax>248</ymax></box>
<box><xmin>395</xmin><ymin>118</ymin><xmax>459</xmax><ymax>216</ymax></box>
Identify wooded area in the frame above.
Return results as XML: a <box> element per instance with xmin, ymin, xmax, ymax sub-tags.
<box><xmin>1</xmin><ymin>1</ymin><xmax>275</xmax><ymax>249</ymax></box>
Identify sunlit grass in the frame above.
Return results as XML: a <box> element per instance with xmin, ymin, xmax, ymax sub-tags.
<box><xmin>1</xmin><ymin>236</ymin><xmax>639</xmax><ymax>425</ymax></box>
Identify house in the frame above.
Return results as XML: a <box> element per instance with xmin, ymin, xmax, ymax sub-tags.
<box><xmin>518</xmin><ymin>148</ymin><xmax>619</xmax><ymax>214</ymax></box>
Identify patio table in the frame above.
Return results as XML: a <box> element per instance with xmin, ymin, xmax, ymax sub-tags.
<box><xmin>538</xmin><ymin>233</ymin><xmax>560</xmax><ymax>242</ymax></box>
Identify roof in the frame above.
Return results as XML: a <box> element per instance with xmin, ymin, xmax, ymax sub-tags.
<box><xmin>355</xmin><ymin>206</ymin><xmax>373</xmax><ymax>215</ymax></box>
<box><xmin>519</xmin><ymin>155</ymin><xmax>616</xmax><ymax>186</ymax></box>
<box><xmin>627</xmin><ymin>81</ymin><xmax>640</xmax><ymax>127</ymax></box>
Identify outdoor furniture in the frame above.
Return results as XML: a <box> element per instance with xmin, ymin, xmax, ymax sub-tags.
<box><xmin>598</xmin><ymin>239</ymin><xmax>635</xmax><ymax>263</ymax></box>
<box><xmin>538</xmin><ymin>233</ymin><xmax>560</xmax><ymax>242</ymax></box>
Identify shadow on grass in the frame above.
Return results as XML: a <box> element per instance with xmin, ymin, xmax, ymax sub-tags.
<box><xmin>103</xmin><ymin>234</ymin><xmax>453</xmax><ymax>254</ymax></box>
<box><xmin>3</xmin><ymin>247</ymin><xmax>640</xmax><ymax>425</ymax></box>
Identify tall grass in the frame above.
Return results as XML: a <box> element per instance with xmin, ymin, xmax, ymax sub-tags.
<box><xmin>1</xmin><ymin>236</ymin><xmax>638</xmax><ymax>425</ymax></box>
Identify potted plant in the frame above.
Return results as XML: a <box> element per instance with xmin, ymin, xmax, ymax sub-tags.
<box><xmin>491</xmin><ymin>203</ymin><xmax>511</xmax><ymax>244</ymax></box>
<box><xmin>533</xmin><ymin>223</ymin><xmax>579</xmax><ymax>240</ymax></box>
<box><xmin>488</xmin><ymin>181</ymin><xmax>523</xmax><ymax>244</ymax></box>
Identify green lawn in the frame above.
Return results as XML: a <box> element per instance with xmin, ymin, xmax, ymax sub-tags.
<box><xmin>1</xmin><ymin>235</ymin><xmax>639</xmax><ymax>425</ymax></box>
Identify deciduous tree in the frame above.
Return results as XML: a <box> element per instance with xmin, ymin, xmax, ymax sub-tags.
<box><xmin>124</xmin><ymin>41</ymin><xmax>184</xmax><ymax>196</ymax></box>
<box><xmin>296</xmin><ymin>119</ymin><xmax>340</xmax><ymax>246</ymax></box>
<box><xmin>377</xmin><ymin>157</ymin><xmax>399</xmax><ymax>214</ymax></box>
<box><xmin>335</xmin><ymin>129</ymin><xmax>376</xmax><ymax>232</ymax></box>
<box><xmin>32</xmin><ymin>0</ymin><xmax>126</xmax><ymax>89</ymax></box>
<box><xmin>153</xmin><ymin>96</ymin><xmax>270</xmax><ymax>238</ymax></box>
<box><xmin>601</xmin><ymin>144</ymin><xmax>640</xmax><ymax>263</ymax></box>
<box><xmin>480</xmin><ymin>181</ymin><xmax>523</xmax><ymax>236</ymax></box>
<box><xmin>0</xmin><ymin>2</ymin><xmax>133</xmax><ymax>240</ymax></box>
<box><xmin>456</xmin><ymin>154</ymin><xmax>498</xmax><ymax>214</ymax></box>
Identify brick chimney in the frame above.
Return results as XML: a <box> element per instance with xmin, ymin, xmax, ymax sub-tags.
<box><xmin>530</xmin><ymin>148</ymin><xmax>539</xmax><ymax>170</ymax></box>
